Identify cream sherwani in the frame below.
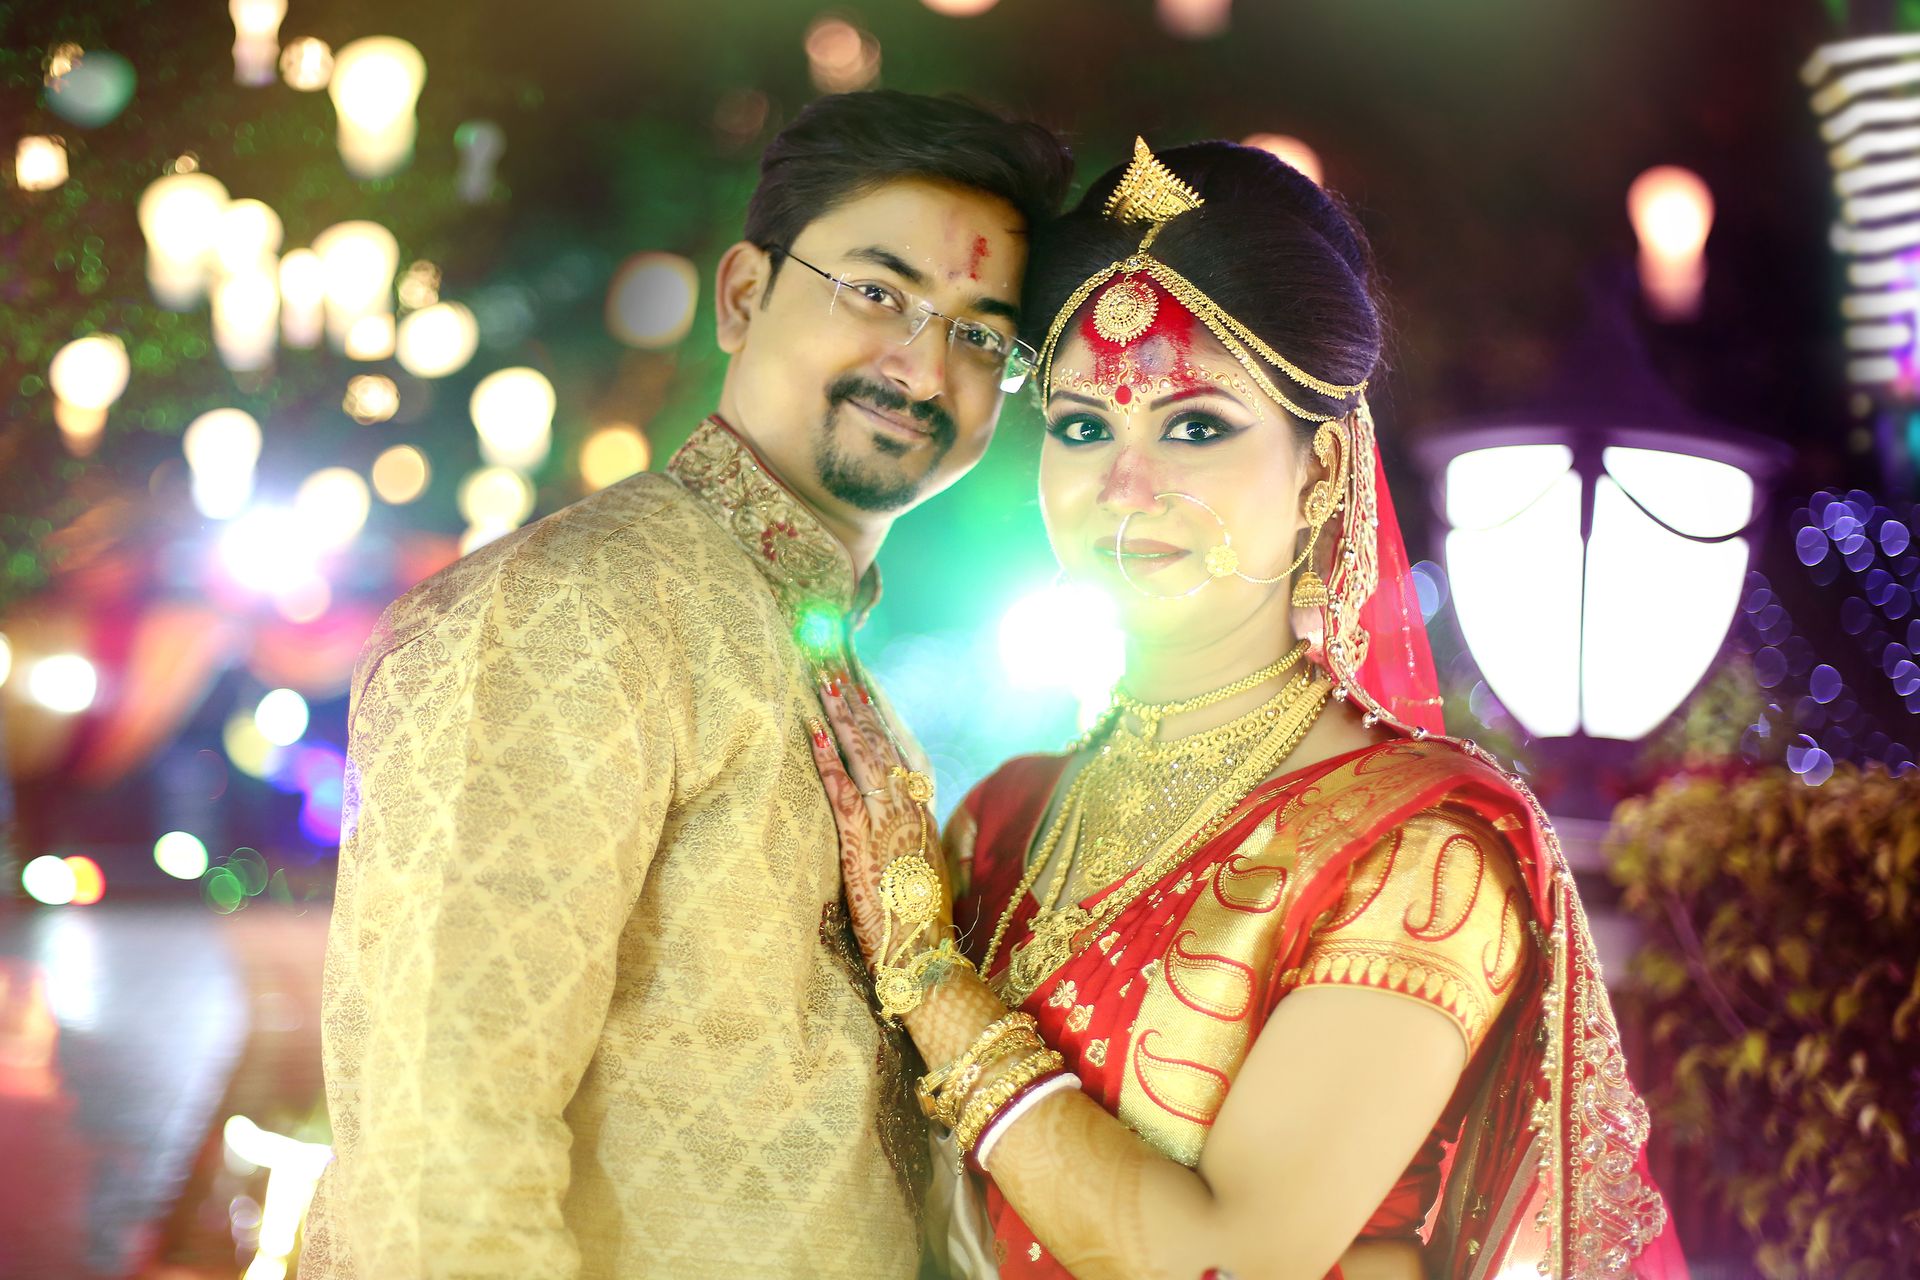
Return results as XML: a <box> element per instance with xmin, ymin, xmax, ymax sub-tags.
<box><xmin>302</xmin><ymin>419</ymin><xmax>926</xmax><ymax>1278</ymax></box>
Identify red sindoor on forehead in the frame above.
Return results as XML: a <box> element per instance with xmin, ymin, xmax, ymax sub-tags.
<box><xmin>967</xmin><ymin>235</ymin><xmax>990</xmax><ymax>281</ymax></box>
<box><xmin>1076</xmin><ymin>274</ymin><xmax>1207</xmax><ymax>403</ymax></box>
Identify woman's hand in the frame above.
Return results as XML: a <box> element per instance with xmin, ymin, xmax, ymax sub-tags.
<box><xmin>808</xmin><ymin>680</ymin><xmax>957</xmax><ymax>976</ymax></box>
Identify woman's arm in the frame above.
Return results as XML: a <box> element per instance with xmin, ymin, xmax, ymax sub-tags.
<box><xmin>811</xmin><ymin>688</ymin><xmax>1481</xmax><ymax>1280</ymax></box>
<box><xmin>903</xmin><ymin>969</ymin><xmax>1466</xmax><ymax>1280</ymax></box>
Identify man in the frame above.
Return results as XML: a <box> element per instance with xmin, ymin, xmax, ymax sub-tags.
<box><xmin>301</xmin><ymin>91</ymin><xmax>1070</xmax><ymax>1278</ymax></box>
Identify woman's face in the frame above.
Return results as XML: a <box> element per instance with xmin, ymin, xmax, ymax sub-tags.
<box><xmin>1038</xmin><ymin>284</ymin><xmax>1315</xmax><ymax>648</ymax></box>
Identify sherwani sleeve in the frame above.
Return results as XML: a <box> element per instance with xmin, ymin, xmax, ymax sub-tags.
<box><xmin>308</xmin><ymin>577</ymin><xmax>670</xmax><ymax>1278</ymax></box>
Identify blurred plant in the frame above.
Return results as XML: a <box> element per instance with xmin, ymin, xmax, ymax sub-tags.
<box><xmin>1608</xmin><ymin>764</ymin><xmax>1920</xmax><ymax>1278</ymax></box>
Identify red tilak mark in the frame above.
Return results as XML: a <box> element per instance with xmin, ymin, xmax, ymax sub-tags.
<box><xmin>1076</xmin><ymin>276</ymin><xmax>1205</xmax><ymax>406</ymax></box>
<box><xmin>967</xmin><ymin>235</ymin><xmax>990</xmax><ymax>281</ymax></box>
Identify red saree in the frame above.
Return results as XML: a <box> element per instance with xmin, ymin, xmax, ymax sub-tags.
<box><xmin>947</xmin><ymin>734</ymin><xmax>1681</xmax><ymax>1279</ymax></box>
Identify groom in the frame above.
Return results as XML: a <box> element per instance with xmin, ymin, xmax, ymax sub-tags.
<box><xmin>302</xmin><ymin>91</ymin><xmax>1070</xmax><ymax>1278</ymax></box>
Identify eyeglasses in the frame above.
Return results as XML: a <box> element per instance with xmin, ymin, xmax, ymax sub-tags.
<box><xmin>773</xmin><ymin>248</ymin><xmax>1036</xmax><ymax>394</ymax></box>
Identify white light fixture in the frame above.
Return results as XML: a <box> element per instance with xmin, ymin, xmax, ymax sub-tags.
<box><xmin>311</xmin><ymin>220</ymin><xmax>398</xmax><ymax>350</ymax></box>
<box><xmin>1627</xmin><ymin>165</ymin><xmax>1714</xmax><ymax>322</ymax></box>
<box><xmin>137</xmin><ymin>171</ymin><xmax>231</xmax><ymax>309</ymax></box>
<box><xmin>470</xmin><ymin>367</ymin><xmax>556</xmax><ymax>471</ymax></box>
<box><xmin>229</xmin><ymin>0</ymin><xmax>287</xmax><ymax>86</ymax></box>
<box><xmin>328</xmin><ymin>37</ymin><xmax>426</xmax><ymax>179</ymax></box>
<box><xmin>16</xmin><ymin>135</ymin><xmax>68</xmax><ymax>191</ymax></box>
<box><xmin>1429</xmin><ymin>435</ymin><xmax>1762</xmax><ymax>741</ymax></box>
<box><xmin>47</xmin><ymin>334</ymin><xmax>131</xmax><ymax>455</ymax></box>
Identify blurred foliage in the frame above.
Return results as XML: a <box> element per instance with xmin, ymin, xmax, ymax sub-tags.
<box><xmin>1640</xmin><ymin>654</ymin><xmax>1773</xmax><ymax>771</ymax></box>
<box><xmin>1609</xmin><ymin>765</ymin><xmax>1920</xmax><ymax>1278</ymax></box>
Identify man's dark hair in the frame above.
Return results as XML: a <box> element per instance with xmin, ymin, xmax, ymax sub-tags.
<box><xmin>744</xmin><ymin>90</ymin><xmax>1073</xmax><ymax>295</ymax></box>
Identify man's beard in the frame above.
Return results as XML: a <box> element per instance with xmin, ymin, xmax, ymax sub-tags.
<box><xmin>816</xmin><ymin>374</ymin><xmax>957</xmax><ymax>513</ymax></box>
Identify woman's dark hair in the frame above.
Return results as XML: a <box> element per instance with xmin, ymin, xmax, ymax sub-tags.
<box><xmin>744</xmin><ymin>91</ymin><xmax>1074</xmax><ymax>294</ymax></box>
<box><xmin>1026</xmin><ymin>141</ymin><xmax>1383</xmax><ymax>427</ymax></box>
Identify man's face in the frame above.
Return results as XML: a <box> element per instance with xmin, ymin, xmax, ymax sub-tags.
<box><xmin>716</xmin><ymin>178</ymin><xmax>1029</xmax><ymax>529</ymax></box>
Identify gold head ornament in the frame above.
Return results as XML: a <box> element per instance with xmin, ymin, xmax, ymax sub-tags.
<box><xmin>1037</xmin><ymin>136</ymin><xmax>1369</xmax><ymax>425</ymax></box>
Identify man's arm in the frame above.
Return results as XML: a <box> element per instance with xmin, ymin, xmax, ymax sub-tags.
<box><xmin>313</xmin><ymin>579</ymin><xmax>668</xmax><ymax>1278</ymax></box>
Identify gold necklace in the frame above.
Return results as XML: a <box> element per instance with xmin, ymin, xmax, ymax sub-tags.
<box><xmin>1111</xmin><ymin>641</ymin><xmax>1308</xmax><ymax>743</ymax></box>
<box><xmin>1073</xmin><ymin>670</ymin><xmax>1309</xmax><ymax>890</ymax></box>
<box><xmin>983</xmin><ymin>671</ymin><xmax>1334</xmax><ymax>1007</ymax></box>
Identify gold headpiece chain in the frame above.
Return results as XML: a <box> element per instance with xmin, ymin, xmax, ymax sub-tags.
<box><xmin>1038</xmin><ymin>138</ymin><xmax>1369</xmax><ymax>424</ymax></box>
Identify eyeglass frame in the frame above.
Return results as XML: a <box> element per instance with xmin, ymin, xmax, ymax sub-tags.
<box><xmin>766</xmin><ymin>246</ymin><xmax>1036</xmax><ymax>395</ymax></box>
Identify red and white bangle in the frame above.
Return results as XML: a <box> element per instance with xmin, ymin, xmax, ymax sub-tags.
<box><xmin>970</xmin><ymin>1072</ymin><xmax>1083</xmax><ymax>1173</ymax></box>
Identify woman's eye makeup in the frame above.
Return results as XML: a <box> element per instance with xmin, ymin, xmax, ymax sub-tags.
<box><xmin>1043</xmin><ymin>409</ymin><xmax>1243</xmax><ymax>446</ymax></box>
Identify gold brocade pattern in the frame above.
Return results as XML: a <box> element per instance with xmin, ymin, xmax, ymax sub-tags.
<box><xmin>1109</xmin><ymin>743</ymin><xmax>1530</xmax><ymax>1167</ymax></box>
<box><xmin>1278</xmin><ymin>809</ymin><xmax>1529</xmax><ymax>1058</ymax></box>
<box><xmin>303</xmin><ymin>420</ymin><xmax>921</xmax><ymax>1279</ymax></box>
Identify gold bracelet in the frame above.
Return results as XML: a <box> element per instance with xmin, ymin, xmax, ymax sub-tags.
<box><xmin>874</xmin><ymin>937</ymin><xmax>976</xmax><ymax>1024</ymax></box>
<box><xmin>916</xmin><ymin>1012</ymin><xmax>1038</xmax><ymax>1121</ymax></box>
<box><xmin>935</xmin><ymin>1028</ymin><xmax>1043</xmax><ymax>1130</ymax></box>
<box><xmin>952</xmin><ymin>1047</ymin><xmax>1067</xmax><ymax>1167</ymax></box>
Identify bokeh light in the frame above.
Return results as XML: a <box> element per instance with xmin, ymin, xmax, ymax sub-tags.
<box><xmin>997</xmin><ymin>581</ymin><xmax>1125</xmax><ymax>726</ymax></box>
<box><xmin>312</xmin><ymin>220</ymin><xmax>399</xmax><ymax>348</ymax></box>
<box><xmin>0</xmin><ymin>632</ymin><xmax>12</xmax><ymax>688</ymax></box>
<box><xmin>344</xmin><ymin>312</ymin><xmax>397</xmax><ymax>360</ymax></box>
<box><xmin>458</xmin><ymin>465</ymin><xmax>537</xmax><ymax>527</ymax></box>
<box><xmin>27</xmin><ymin>654</ymin><xmax>99</xmax><ymax>714</ymax></box>
<box><xmin>397</xmin><ymin>259</ymin><xmax>441</xmax><ymax>310</ymax></box>
<box><xmin>22</xmin><ymin>855</ymin><xmax>77</xmax><ymax>907</ymax></box>
<box><xmin>212</xmin><ymin>269</ymin><xmax>281</xmax><ymax>373</ymax></box>
<box><xmin>64</xmin><ymin>856</ymin><xmax>105</xmax><ymax>906</ymax></box>
<box><xmin>328</xmin><ymin>36</ymin><xmax>427</xmax><ymax>178</ymax></box>
<box><xmin>470</xmin><ymin>367</ymin><xmax>557</xmax><ymax>470</ymax></box>
<box><xmin>48</xmin><ymin>333</ymin><xmax>132</xmax><ymax>454</ymax></box>
<box><xmin>605</xmin><ymin>253</ymin><xmax>699</xmax><ymax>348</ymax></box>
<box><xmin>371</xmin><ymin>445</ymin><xmax>430</xmax><ymax>503</ymax></box>
<box><xmin>278</xmin><ymin>248</ymin><xmax>325</xmax><ymax>348</ymax></box>
<box><xmin>223</xmin><ymin>710</ymin><xmax>279</xmax><ymax>778</ymax></box>
<box><xmin>580</xmin><ymin>424</ymin><xmax>651</xmax><ymax>491</ymax></box>
<box><xmin>155</xmin><ymin>831</ymin><xmax>212</xmax><ymax>880</ymax></box>
<box><xmin>214</xmin><ymin>198</ymin><xmax>285</xmax><ymax>276</ymax></box>
<box><xmin>255</xmin><ymin>688</ymin><xmax>310</xmax><ymax>748</ymax></box>
<box><xmin>1628</xmin><ymin>165</ymin><xmax>1714</xmax><ymax>321</ymax></box>
<box><xmin>45</xmin><ymin>48</ymin><xmax>137</xmax><ymax>128</ymax></box>
<box><xmin>137</xmin><ymin>171</ymin><xmax>230</xmax><ymax>309</ymax></box>
<box><xmin>1242</xmin><ymin>133</ymin><xmax>1322</xmax><ymax>185</ymax></box>
<box><xmin>183</xmin><ymin>408</ymin><xmax>264</xmax><ymax>519</ymax></box>
<box><xmin>218</xmin><ymin>507</ymin><xmax>319</xmax><ymax>593</ymax></box>
<box><xmin>343</xmin><ymin>373</ymin><xmax>400</xmax><ymax>424</ymax></box>
<box><xmin>395</xmin><ymin>302</ymin><xmax>479</xmax><ymax>378</ymax></box>
<box><xmin>293</xmin><ymin>467</ymin><xmax>372</xmax><ymax>549</ymax></box>
<box><xmin>279</xmin><ymin>36</ymin><xmax>333</xmax><ymax>91</ymax></box>
<box><xmin>922</xmin><ymin>0</ymin><xmax>999</xmax><ymax>12</ymax></box>
<box><xmin>805</xmin><ymin>18</ymin><xmax>881</xmax><ymax>93</ymax></box>
<box><xmin>1159</xmin><ymin>0</ymin><xmax>1231</xmax><ymax>38</ymax></box>
<box><xmin>16</xmin><ymin>135</ymin><xmax>69</xmax><ymax>191</ymax></box>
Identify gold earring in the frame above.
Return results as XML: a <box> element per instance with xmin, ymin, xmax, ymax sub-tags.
<box><xmin>1290</xmin><ymin>424</ymin><xmax>1343</xmax><ymax>609</ymax></box>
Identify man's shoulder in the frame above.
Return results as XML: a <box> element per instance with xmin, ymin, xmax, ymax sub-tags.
<box><xmin>363</xmin><ymin>472</ymin><xmax>736</xmax><ymax>662</ymax></box>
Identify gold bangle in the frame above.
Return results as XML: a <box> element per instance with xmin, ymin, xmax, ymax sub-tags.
<box><xmin>916</xmin><ymin>1012</ymin><xmax>1037</xmax><ymax>1120</ymax></box>
<box><xmin>953</xmin><ymin>1047</ymin><xmax>1067</xmax><ymax>1164</ymax></box>
<box><xmin>935</xmin><ymin>1028</ymin><xmax>1043</xmax><ymax>1130</ymax></box>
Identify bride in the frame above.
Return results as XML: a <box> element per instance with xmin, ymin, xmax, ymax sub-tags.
<box><xmin>811</xmin><ymin>138</ymin><xmax>1684</xmax><ymax>1280</ymax></box>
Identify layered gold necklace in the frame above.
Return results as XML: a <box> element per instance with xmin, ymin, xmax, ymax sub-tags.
<box><xmin>983</xmin><ymin>644</ymin><xmax>1333</xmax><ymax>1008</ymax></box>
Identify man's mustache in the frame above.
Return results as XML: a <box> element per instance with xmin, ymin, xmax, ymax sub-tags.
<box><xmin>827</xmin><ymin>375</ymin><xmax>955</xmax><ymax>445</ymax></box>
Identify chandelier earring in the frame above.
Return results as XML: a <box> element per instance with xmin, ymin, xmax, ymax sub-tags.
<box><xmin>1285</xmin><ymin>421</ymin><xmax>1347</xmax><ymax>609</ymax></box>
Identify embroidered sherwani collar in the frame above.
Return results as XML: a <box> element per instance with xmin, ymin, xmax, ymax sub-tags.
<box><xmin>667</xmin><ymin>416</ymin><xmax>881</xmax><ymax>630</ymax></box>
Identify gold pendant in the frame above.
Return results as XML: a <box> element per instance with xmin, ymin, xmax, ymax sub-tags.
<box><xmin>1007</xmin><ymin>906</ymin><xmax>1090</xmax><ymax>998</ymax></box>
<box><xmin>1081</xmin><ymin>835</ymin><xmax>1134</xmax><ymax>885</ymax></box>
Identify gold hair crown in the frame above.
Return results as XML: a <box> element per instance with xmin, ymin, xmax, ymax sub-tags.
<box><xmin>1038</xmin><ymin>137</ymin><xmax>1368</xmax><ymax>423</ymax></box>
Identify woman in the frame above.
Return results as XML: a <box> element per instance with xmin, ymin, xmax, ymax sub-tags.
<box><xmin>810</xmin><ymin>139</ymin><xmax>1684</xmax><ymax>1280</ymax></box>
